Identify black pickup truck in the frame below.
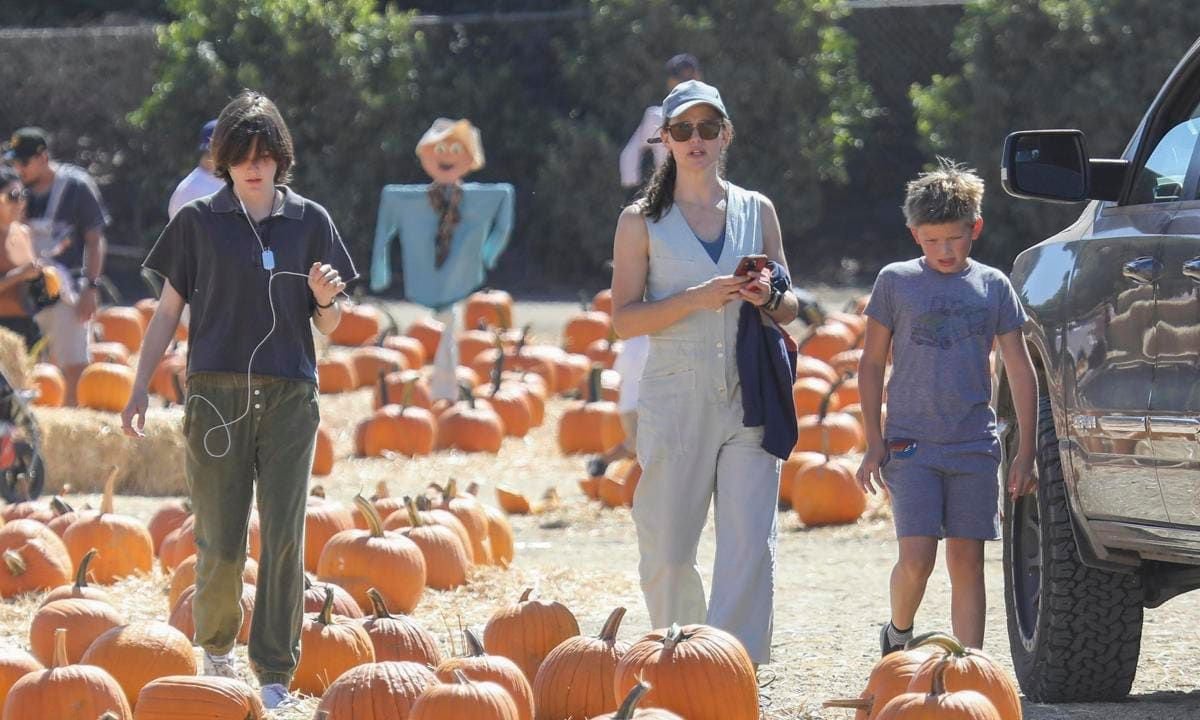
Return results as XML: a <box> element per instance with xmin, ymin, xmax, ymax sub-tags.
<box><xmin>997</xmin><ymin>37</ymin><xmax>1200</xmax><ymax>702</ymax></box>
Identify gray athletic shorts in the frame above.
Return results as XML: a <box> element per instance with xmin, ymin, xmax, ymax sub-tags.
<box><xmin>881</xmin><ymin>436</ymin><xmax>1001</xmax><ymax>540</ymax></box>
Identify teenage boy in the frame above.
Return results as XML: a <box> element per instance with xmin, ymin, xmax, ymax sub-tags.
<box><xmin>121</xmin><ymin>90</ymin><xmax>356</xmax><ymax>709</ymax></box>
<box><xmin>855</xmin><ymin>158</ymin><xmax>1037</xmax><ymax>654</ymax></box>
<box><xmin>3</xmin><ymin>127</ymin><xmax>109</xmax><ymax>405</ymax></box>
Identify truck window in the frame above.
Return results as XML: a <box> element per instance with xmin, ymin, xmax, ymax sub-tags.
<box><xmin>1129</xmin><ymin>105</ymin><xmax>1200</xmax><ymax>205</ymax></box>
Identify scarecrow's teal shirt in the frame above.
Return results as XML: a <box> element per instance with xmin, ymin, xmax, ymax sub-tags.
<box><xmin>370</xmin><ymin>182</ymin><xmax>515</xmax><ymax>309</ymax></box>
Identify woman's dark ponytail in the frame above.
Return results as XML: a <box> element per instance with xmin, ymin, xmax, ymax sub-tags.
<box><xmin>638</xmin><ymin>153</ymin><xmax>676</xmax><ymax>222</ymax></box>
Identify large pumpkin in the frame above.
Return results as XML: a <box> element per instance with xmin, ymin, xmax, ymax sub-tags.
<box><xmin>146</xmin><ymin>499</ymin><xmax>190</xmax><ymax>558</ymax></box>
<box><xmin>405</xmin><ymin>317</ymin><xmax>444</xmax><ymax>362</ymax></box>
<box><xmin>169</xmin><ymin>555</ymin><xmax>258</xmax><ymax>610</ymax></box>
<box><xmin>437</xmin><ymin>629</ymin><xmax>534</xmax><ymax>720</ymax></box>
<box><xmin>329</xmin><ymin>303</ymin><xmax>383</xmax><ymax>346</ymax></box>
<box><xmin>77</xmin><ymin>362</ymin><xmax>136</xmax><ymax>412</ymax></box>
<box><xmin>593</xmin><ymin>681</ymin><xmax>685</xmax><ymax>720</ymax></box>
<box><xmin>558</xmin><ymin>367</ymin><xmax>624</xmax><ymax>454</ymax></box>
<box><xmin>563</xmin><ymin>307</ymin><xmax>611</xmax><ymax>356</ymax></box>
<box><xmin>373</xmin><ymin>369</ymin><xmax>433</xmax><ymax>411</ymax></box>
<box><xmin>792</xmin><ymin>457</ymin><xmax>868</xmax><ymax>527</ymax></box>
<box><xmin>94</xmin><ymin>306</ymin><xmax>146</xmax><ymax>353</ymax></box>
<box><xmin>823</xmin><ymin>646</ymin><xmax>939</xmax><ymax>719</ymax></box>
<box><xmin>0</xmin><ymin>519</ymin><xmax>72</xmax><ymax>599</ymax></box>
<box><xmin>62</xmin><ymin>471</ymin><xmax>154</xmax><ymax>583</ymax></box>
<box><xmin>316</xmin><ymin>496</ymin><xmax>426</xmax><ymax>614</ymax></box>
<box><xmin>481</xmin><ymin>503</ymin><xmax>515</xmax><ymax>568</ymax></box>
<box><xmin>304</xmin><ymin>496</ymin><xmax>356</xmax><ymax>573</ymax></box>
<box><xmin>133</xmin><ymin>675</ymin><xmax>265</xmax><ymax>719</ymax></box>
<box><xmin>317</xmin><ymin>356</ymin><xmax>358</xmax><ymax>394</ymax></box>
<box><xmin>465</xmin><ymin>289</ymin><xmax>515</xmax><ymax>330</ymax></box>
<box><xmin>437</xmin><ymin>387</ymin><xmax>504</xmax><ymax>453</ymax></box>
<box><xmin>798</xmin><ymin>321</ymin><xmax>857</xmax><ymax>364</ymax></box>
<box><xmin>312</xmin><ymin>424</ymin><xmax>335</xmax><ymax>476</ymax></box>
<box><xmin>29</xmin><ymin>363</ymin><xmax>65</xmax><ymax>407</ymax></box>
<box><xmin>613</xmin><ymin>623</ymin><xmax>758</xmax><ymax>720</ymax></box>
<box><xmin>409</xmin><ymin>669</ymin><xmax>521</xmax><ymax>720</ymax></box>
<box><xmin>382</xmin><ymin>334</ymin><xmax>427</xmax><ymax>370</ymax></box>
<box><xmin>303</xmin><ymin>575</ymin><xmax>365</xmax><ymax>619</ymax></box>
<box><xmin>778</xmin><ymin>451</ymin><xmax>825</xmax><ymax>510</ymax></box>
<box><xmin>350</xmin><ymin>346</ymin><xmax>407</xmax><ymax>389</ymax></box>
<box><xmin>291</xmin><ymin>585</ymin><xmax>376</xmax><ymax>696</ymax></box>
<box><xmin>876</xmin><ymin>658</ymin><xmax>1002</xmax><ymax>720</ymax></box>
<box><xmin>360</xmin><ymin>587</ymin><xmax>442</xmax><ymax>665</ymax></box>
<box><xmin>315</xmin><ymin>660</ymin><xmax>438</xmax><ymax>719</ymax></box>
<box><xmin>356</xmin><ymin>401</ymin><xmax>436</xmax><ymax>457</ymax></box>
<box><xmin>80</xmin><ymin>621</ymin><xmax>197</xmax><ymax>708</ymax></box>
<box><xmin>533</xmin><ymin>606</ymin><xmax>630</xmax><ymax>720</ymax></box>
<box><xmin>3</xmin><ymin>629</ymin><xmax>131</xmax><ymax>720</ymax></box>
<box><xmin>905</xmin><ymin>633</ymin><xmax>1021</xmax><ymax>720</ymax></box>
<box><xmin>39</xmin><ymin>548</ymin><xmax>114</xmax><ymax>607</ymax></box>
<box><xmin>393</xmin><ymin>499</ymin><xmax>471</xmax><ymax>590</ymax></box>
<box><xmin>0</xmin><ymin>649</ymin><xmax>41</xmax><ymax>710</ymax></box>
<box><xmin>432</xmin><ymin>480</ymin><xmax>492</xmax><ymax>566</ymax></box>
<box><xmin>169</xmin><ymin>583</ymin><xmax>255</xmax><ymax>645</ymax></box>
<box><xmin>29</xmin><ymin>598</ymin><xmax>125</xmax><ymax>666</ymax></box>
<box><xmin>483</xmin><ymin>587</ymin><xmax>580</xmax><ymax>683</ymax></box>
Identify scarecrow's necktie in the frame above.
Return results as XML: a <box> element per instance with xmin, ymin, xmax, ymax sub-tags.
<box><xmin>427</xmin><ymin>183</ymin><xmax>463</xmax><ymax>269</ymax></box>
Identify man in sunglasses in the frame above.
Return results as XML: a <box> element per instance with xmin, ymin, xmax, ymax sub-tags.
<box><xmin>3</xmin><ymin>127</ymin><xmax>110</xmax><ymax>406</ymax></box>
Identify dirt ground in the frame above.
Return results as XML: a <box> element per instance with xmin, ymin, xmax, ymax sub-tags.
<box><xmin>3</xmin><ymin>291</ymin><xmax>1199</xmax><ymax>719</ymax></box>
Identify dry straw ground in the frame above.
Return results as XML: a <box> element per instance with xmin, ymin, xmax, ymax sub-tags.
<box><xmin>2</xmin><ymin>294</ymin><xmax>1199</xmax><ymax>719</ymax></box>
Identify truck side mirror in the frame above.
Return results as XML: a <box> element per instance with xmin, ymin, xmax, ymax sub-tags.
<box><xmin>1002</xmin><ymin>129</ymin><xmax>1127</xmax><ymax>203</ymax></box>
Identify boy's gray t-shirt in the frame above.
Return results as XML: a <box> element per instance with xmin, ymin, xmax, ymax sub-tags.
<box><xmin>865</xmin><ymin>258</ymin><xmax>1027</xmax><ymax>443</ymax></box>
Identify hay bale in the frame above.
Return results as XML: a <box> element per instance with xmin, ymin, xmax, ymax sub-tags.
<box><xmin>33</xmin><ymin>406</ymin><xmax>186</xmax><ymax>495</ymax></box>
<box><xmin>0</xmin><ymin>324</ymin><xmax>30</xmax><ymax>390</ymax></box>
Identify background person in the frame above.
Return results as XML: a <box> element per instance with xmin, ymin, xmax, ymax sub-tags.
<box><xmin>168</xmin><ymin>118</ymin><xmax>223</xmax><ymax>220</ymax></box>
<box><xmin>619</xmin><ymin>53</ymin><xmax>702</xmax><ymax>190</ymax></box>
<box><xmin>610</xmin><ymin>79</ymin><xmax>800</xmax><ymax>667</ymax></box>
<box><xmin>0</xmin><ymin>167</ymin><xmax>45</xmax><ymax>349</ymax></box>
<box><xmin>3</xmin><ymin>127</ymin><xmax>109</xmax><ymax>405</ymax></box>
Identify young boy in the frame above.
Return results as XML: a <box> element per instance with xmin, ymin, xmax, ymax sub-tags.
<box><xmin>855</xmin><ymin>158</ymin><xmax>1037</xmax><ymax>654</ymax></box>
<box><xmin>121</xmin><ymin>90</ymin><xmax>356</xmax><ymax>708</ymax></box>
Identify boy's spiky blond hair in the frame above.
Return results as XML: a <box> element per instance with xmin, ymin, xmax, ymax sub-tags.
<box><xmin>902</xmin><ymin>157</ymin><xmax>984</xmax><ymax>227</ymax></box>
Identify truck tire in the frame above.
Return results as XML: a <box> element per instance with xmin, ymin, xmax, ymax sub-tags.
<box><xmin>1002</xmin><ymin>393</ymin><xmax>1144</xmax><ymax>701</ymax></box>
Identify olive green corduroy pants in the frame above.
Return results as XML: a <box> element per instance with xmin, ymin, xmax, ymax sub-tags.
<box><xmin>183</xmin><ymin>372</ymin><xmax>318</xmax><ymax>687</ymax></box>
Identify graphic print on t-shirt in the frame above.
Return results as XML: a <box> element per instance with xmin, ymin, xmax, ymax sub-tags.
<box><xmin>910</xmin><ymin>294</ymin><xmax>988</xmax><ymax>350</ymax></box>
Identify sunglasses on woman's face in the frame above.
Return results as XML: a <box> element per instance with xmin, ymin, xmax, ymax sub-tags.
<box><xmin>666</xmin><ymin>120</ymin><xmax>723</xmax><ymax>142</ymax></box>
<box><xmin>0</xmin><ymin>187</ymin><xmax>23</xmax><ymax>203</ymax></box>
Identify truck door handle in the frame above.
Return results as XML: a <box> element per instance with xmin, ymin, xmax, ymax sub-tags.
<box><xmin>1184</xmin><ymin>257</ymin><xmax>1200</xmax><ymax>282</ymax></box>
<box><xmin>1122</xmin><ymin>256</ymin><xmax>1163</xmax><ymax>284</ymax></box>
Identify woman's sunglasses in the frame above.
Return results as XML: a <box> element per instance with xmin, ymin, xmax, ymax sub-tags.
<box><xmin>1</xmin><ymin>187</ymin><xmax>24</xmax><ymax>203</ymax></box>
<box><xmin>665</xmin><ymin>120</ymin><xmax>723</xmax><ymax>142</ymax></box>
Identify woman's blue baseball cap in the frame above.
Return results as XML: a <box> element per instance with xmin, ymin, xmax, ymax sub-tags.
<box><xmin>662</xmin><ymin>80</ymin><xmax>728</xmax><ymax>121</ymax></box>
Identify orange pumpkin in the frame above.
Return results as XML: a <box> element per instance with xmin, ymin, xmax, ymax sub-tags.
<box><xmin>374</xmin><ymin>369</ymin><xmax>433</xmax><ymax>410</ymax></box>
<box><xmin>876</xmin><ymin>657</ymin><xmax>1002</xmax><ymax>720</ymax></box>
<box><xmin>76</xmin><ymin>362</ymin><xmax>135</xmax><ymax>412</ymax></box>
<box><xmin>477</xmin><ymin>381</ymin><xmax>534</xmax><ymax>438</ymax></box>
<box><xmin>329</xmin><ymin>303</ymin><xmax>383</xmax><ymax>346</ymax></box>
<box><xmin>303</xmin><ymin>575</ymin><xmax>365</xmax><ymax>619</ymax></box>
<box><xmin>169</xmin><ymin>583</ymin><xmax>255</xmax><ymax>645</ymax></box>
<box><xmin>778</xmin><ymin>451</ymin><xmax>826</xmax><ymax>509</ymax></box>
<box><xmin>613</xmin><ymin>623</ymin><xmax>757</xmax><ymax>720</ymax></box>
<box><xmin>437</xmin><ymin>387</ymin><xmax>504</xmax><ymax>454</ymax></box>
<box><xmin>62</xmin><ymin>471</ymin><xmax>154</xmax><ymax>583</ymax></box>
<box><xmin>312</xmin><ymin>424</ymin><xmax>335</xmax><ymax>476</ymax></box>
<box><xmin>793</xmin><ymin>377</ymin><xmax>839</xmax><ymax>416</ymax></box>
<box><xmin>592</xmin><ymin>288</ymin><xmax>613</xmax><ymax>316</ymax></box>
<box><xmin>317</xmin><ymin>356</ymin><xmax>358</xmax><ymax>393</ymax></box>
<box><xmin>830</xmin><ymin>348</ymin><xmax>865</xmax><ymax>375</ymax></box>
<box><xmin>44</xmin><ymin>497</ymin><xmax>81</xmax><ymax>538</ymax></box>
<box><xmin>578</xmin><ymin>476</ymin><xmax>601</xmax><ymax>501</ymax></box>
<box><xmin>358</xmin><ymin>375</ymin><xmax>437</xmax><ymax>457</ymax></box>
<box><xmin>905</xmin><ymin>633</ymin><xmax>1020</xmax><ymax>720</ymax></box>
<box><xmin>495</xmin><ymin>485</ymin><xmax>532</xmax><ymax>515</ymax></box>
<box><xmin>576</xmin><ymin>366</ymin><xmax>621</xmax><ymax>403</ymax></box>
<box><xmin>465</xmin><ymin>289</ymin><xmax>515</xmax><ymax>330</ymax></box>
<box><xmin>585</xmin><ymin>337</ymin><xmax>621</xmax><ymax>370</ymax></box>
<box><xmin>594</xmin><ymin>681</ymin><xmax>684</xmax><ymax>720</ymax></box>
<box><xmin>793</xmin><ymin>458</ymin><xmax>868</xmax><ymax>527</ymax></box>
<box><xmin>157</xmin><ymin>516</ymin><xmax>196</xmax><ymax>572</ymax></box>
<box><xmin>394</xmin><ymin>498</ymin><xmax>471</xmax><ymax>590</ymax></box>
<box><xmin>0</xmin><ymin>519</ymin><xmax>72</xmax><ymax>599</ymax></box>
<box><xmin>146</xmin><ymin>499</ymin><xmax>190</xmax><ymax>559</ymax></box>
<box><xmin>460</xmin><ymin>328</ymin><xmax>499</xmax><ymax>367</ymax></box>
<box><xmin>437</xmin><ymin>628</ymin><xmax>534</xmax><ymax>720</ymax></box>
<box><xmin>315</xmin><ymin>660</ymin><xmax>438</xmax><ymax>719</ymax></box>
<box><xmin>799</xmin><ymin>322</ymin><xmax>857</xmax><ymax>364</ymax></box>
<box><xmin>316</xmin><ymin>496</ymin><xmax>426</xmax><ymax>614</ymax></box>
<box><xmin>132</xmin><ymin>675</ymin><xmax>265</xmax><ymax>719</ymax></box>
<box><xmin>836</xmin><ymin>374</ymin><xmax>861</xmax><ymax>408</ymax></box>
<box><xmin>533</xmin><ymin>606</ymin><xmax>630</xmax><ymax>719</ymax></box>
<box><xmin>38</xmin><ymin>548</ymin><xmax>114</xmax><ymax>607</ymax></box>
<box><xmin>304</xmin><ymin>497</ymin><xmax>356</xmax><ymax>573</ymax></box>
<box><xmin>382</xmin><ymin>333</ymin><xmax>428</xmax><ymax>369</ymax></box>
<box><xmin>794</xmin><ymin>355</ymin><xmax>839</xmax><ymax>384</ymax></box>
<box><xmin>431</xmin><ymin>480</ymin><xmax>492</xmax><ymax>565</ymax></box>
<box><xmin>29</xmin><ymin>598</ymin><xmax>125</xmax><ymax>665</ymax></box>
<box><xmin>350</xmin><ymin>345</ymin><xmax>407</xmax><ymax>389</ymax></box>
<box><xmin>483</xmin><ymin>587</ymin><xmax>580</xmax><ymax>683</ymax></box>
<box><xmin>90</xmin><ymin>341</ymin><xmax>132</xmax><ymax>366</ymax></box>
<box><xmin>406</xmin><ymin>317</ymin><xmax>444</xmax><ymax>362</ymax></box>
<box><xmin>823</xmin><ymin>646</ymin><xmax>939</xmax><ymax>720</ymax></box>
<box><xmin>563</xmin><ymin>309</ymin><xmax>611</xmax><ymax>355</ymax></box>
<box><xmin>148</xmin><ymin>351</ymin><xmax>186</xmax><ymax>403</ymax></box>
<box><xmin>80</xmin><ymin>621</ymin><xmax>197</xmax><ymax>708</ymax></box>
<box><xmin>482</xmin><ymin>503</ymin><xmax>515</xmax><ymax>568</ymax></box>
<box><xmin>94</xmin><ymin>306</ymin><xmax>145</xmax><ymax>353</ymax></box>
<box><xmin>29</xmin><ymin>363</ymin><xmax>65</xmax><ymax>407</ymax></box>
<box><xmin>382</xmin><ymin>499</ymin><xmax>474</xmax><ymax>563</ymax></box>
<box><xmin>169</xmin><ymin>554</ymin><xmax>258</xmax><ymax>610</ymax></box>
<box><xmin>3</xmin><ymin>628</ymin><xmax>131</xmax><ymax>720</ymax></box>
<box><xmin>410</xmin><ymin>668</ymin><xmax>521</xmax><ymax>720</ymax></box>
<box><xmin>291</xmin><ymin>586</ymin><xmax>376</xmax><ymax>696</ymax></box>
<box><xmin>0</xmin><ymin>648</ymin><xmax>41</xmax><ymax>710</ymax></box>
<box><xmin>558</xmin><ymin>366</ymin><xmax>624</xmax><ymax>454</ymax></box>
<box><xmin>359</xmin><ymin>587</ymin><xmax>442</xmax><ymax>665</ymax></box>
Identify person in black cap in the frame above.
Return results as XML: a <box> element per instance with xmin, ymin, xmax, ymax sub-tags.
<box><xmin>4</xmin><ymin>127</ymin><xmax>110</xmax><ymax>406</ymax></box>
<box><xmin>619</xmin><ymin>53</ymin><xmax>702</xmax><ymax>190</ymax></box>
<box><xmin>168</xmin><ymin>119</ymin><xmax>224</xmax><ymax>220</ymax></box>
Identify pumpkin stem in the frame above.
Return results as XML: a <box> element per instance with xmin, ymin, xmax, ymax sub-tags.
<box><xmin>822</xmin><ymin>698</ymin><xmax>873</xmax><ymax>711</ymax></box>
<box><xmin>444</xmin><ymin>478</ymin><xmax>459</xmax><ymax>502</ymax></box>
<box><xmin>404</xmin><ymin>496</ymin><xmax>424</xmax><ymax>528</ymax></box>
<box><xmin>663</xmin><ymin>622</ymin><xmax>683</xmax><ymax>651</ymax></box>
<box><xmin>458</xmin><ymin>382</ymin><xmax>476</xmax><ymax>409</ymax></box>
<box><xmin>614</xmin><ymin>681</ymin><xmax>653</xmax><ymax>719</ymax></box>
<box><xmin>577</xmin><ymin>289</ymin><xmax>590</xmax><ymax>311</ymax></box>
<box><xmin>372</xmin><ymin>481</ymin><xmax>390</xmax><ymax>500</ymax></box>
<box><xmin>819</xmin><ymin>376</ymin><xmax>846</xmax><ymax>421</ymax></box>
<box><xmin>490</xmin><ymin>337</ymin><xmax>505</xmax><ymax>397</ymax></box>
<box><xmin>587</xmin><ymin>364</ymin><xmax>602</xmax><ymax>404</ymax></box>
<box><xmin>100</xmin><ymin>466</ymin><xmax>118</xmax><ymax>515</ymax></box>
<box><xmin>366</xmin><ymin>587</ymin><xmax>394</xmax><ymax>619</ymax></box>
<box><xmin>318</xmin><ymin>584</ymin><xmax>335</xmax><ymax>626</ymax></box>
<box><xmin>518</xmin><ymin>587</ymin><xmax>533</xmax><ymax>603</ymax></box>
<box><xmin>516</xmin><ymin>324</ymin><xmax>531</xmax><ymax>356</ymax></box>
<box><xmin>401</xmin><ymin>378</ymin><xmax>414</xmax><ymax>411</ymax></box>
<box><xmin>452</xmin><ymin>668</ymin><xmax>471</xmax><ymax>685</ymax></box>
<box><xmin>310</xmin><ymin>485</ymin><xmax>326</xmax><ymax>499</ymax></box>
<box><xmin>929</xmin><ymin>656</ymin><xmax>952</xmax><ymax>697</ymax></box>
<box><xmin>378</xmin><ymin>370</ymin><xmax>391</xmax><ymax>407</ymax></box>
<box><xmin>353</xmin><ymin>494</ymin><xmax>386</xmax><ymax>538</ymax></box>
<box><xmin>49</xmin><ymin>496</ymin><xmax>73</xmax><ymax>516</ymax></box>
<box><xmin>906</xmin><ymin>631</ymin><xmax>968</xmax><ymax>657</ymax></box>
<box><xmin>75</xmin><ymin>548</ymin><xmax>98</xmax><ymax>589</ymax></box>
<box><xmin>464</xmin><ymin>627</ymin><xmax>487</xmax><ymax>657</ymax></box>
<box><xmin>598</xmin><ymin>606</ymin><xmax>627</xmax><ymax>643</ymax></box>
<box><xmin>466</xmin><ymin>481</ymin><xmax>481</xmax><ymax>497</ymax></box>
<box><xmin>2</xmin><ymin>549</ymin><xmax>26</xmax><ymax>576</ymax></box>
<box><xmin>52</xmin><ymin>627</ymin><xmax>68</xmax><ymax>668</ymax></box>
<box><xmin>303</xmin><ymin>574</ymin><xmax>314</xmax><ymax>591</ymax></box>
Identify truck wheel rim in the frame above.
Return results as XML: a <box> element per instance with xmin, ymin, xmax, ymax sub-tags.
<box><xmin>1013</xmin><ymin>490</ymin><xmax>1043</xmax><ymax>645</ymax></box>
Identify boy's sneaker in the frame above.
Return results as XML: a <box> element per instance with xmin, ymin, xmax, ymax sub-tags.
<box><xmin>879</xmin><ymin>622</ymin><xmax>912</xmax><ymax>657</ymax></box>
<box><xmin>203</xmin><ymin>650</ymin><xmax>240</xmax><ymax>679</ymax></box>
<box><xmin>260</xmin><ymin>683</ymin><xmax>301</xmax><ymax>710</ymax></box>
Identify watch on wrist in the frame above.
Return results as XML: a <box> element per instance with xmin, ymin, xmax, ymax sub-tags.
<box><xmin>315</xmin><ymin>296</ymin><xmax>337</xmax><ymax>310</ymax></box>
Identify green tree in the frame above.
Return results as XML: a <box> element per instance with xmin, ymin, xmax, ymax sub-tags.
<box><xmin>131</xmin><ymin>0</ymin><xmax>420</xmax><ymax>268</ymax></box>
<box><xmin>911</xmin><ymin>0</ymin><xmax>1200</xmax><ymax>268</ymax></box>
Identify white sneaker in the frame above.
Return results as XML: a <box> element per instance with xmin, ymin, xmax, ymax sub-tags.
<box><xmin>202</xmin><ymin>650</ymin><xmax>240</xmax><ymax>679</ymax></box>
<box><xmin>260</xmin><ymin>683</ymin><xmax>301</xmax><ymax>710</ymax></box>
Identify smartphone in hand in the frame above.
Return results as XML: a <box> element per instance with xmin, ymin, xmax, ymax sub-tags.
<box><xmin>734</xmin><ymin>254</ymin><xmax>768</xmax><ymax>277</ymax></box>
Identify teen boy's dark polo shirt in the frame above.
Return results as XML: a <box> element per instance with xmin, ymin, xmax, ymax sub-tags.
<box><xmin>143</xmin><ymin>185</ymin><xmax>358</xmax><ymax>382</ymax></box>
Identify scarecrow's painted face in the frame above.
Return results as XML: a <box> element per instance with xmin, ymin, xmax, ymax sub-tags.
<box><xmin>418</xmin><ymin>138</ymin><xmax>474</xmax><ymax>184</ymax></box>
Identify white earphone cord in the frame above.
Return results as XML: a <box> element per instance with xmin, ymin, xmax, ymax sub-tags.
<box><xmin>193</xmin><ymin>191</ymin><xmax>317</xmax><ymax>459</ymax></box>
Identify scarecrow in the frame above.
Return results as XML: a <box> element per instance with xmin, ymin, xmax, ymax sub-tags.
<box><xmin>370</xmin><ymin>118</ymin><xmax>515</xmax><ymax>401</ymax></box>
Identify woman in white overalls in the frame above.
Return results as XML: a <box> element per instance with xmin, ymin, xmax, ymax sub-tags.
<box><xmin>610</xmin><ymin>80</ymin><xmax>800</xmax><ymax>665</ymax></box>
